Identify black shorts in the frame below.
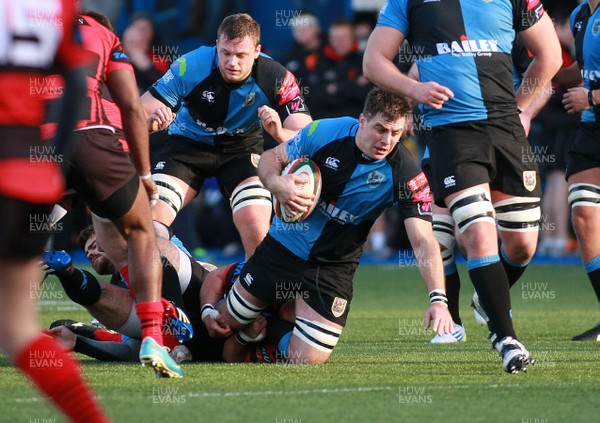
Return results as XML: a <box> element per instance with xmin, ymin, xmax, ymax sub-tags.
<box><xmin>422</xmin><ymin>115</ymin><xmax>542</xmax><ymax>206</ymax></box>
<box><xmin>0</xmin><ymin>196</ymin><xmax>54</xmax><ymax>258</ymax></box>
<box><xmin>65</xmin><ymin>128</ymin><xmax>138</xmax><ymax>219</ymax></box>
<box><xmin>153</xmin><ymin>136</ymin><xmax>263</xmax><ymax>198</ymax></box>
<box><xmin>566</xmin><ymin>123</ymin><xmax>600</xmax><ymax>179</ymax></box>
<box><xmin>238</xmin><ymin>235</ymin><xmax>357</xmax><ymax>326</ymax></box>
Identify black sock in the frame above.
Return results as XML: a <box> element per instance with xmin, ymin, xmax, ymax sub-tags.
<box><xmin>499</xmin><ymin>247</ymin><xmax>528</xmax><ymax>288</ymax></box>
<box><xmin>468</xmin><ymin>259</ymin><xmax>516</xmax><ymax>340</ymax></box>
<box><xmin>58</xmin><ymin>269</ymin><xmax>102</xmax><ymax>306</ymax></box>
<box><xmin>445</xmin><ymin>270</ymin><xmax>462</xmax><ymax>325</ymax></box>
<box><xmin>587</xmin><ymin>268</ymin><xmax>600</xmax><ymax>303</ymax></box>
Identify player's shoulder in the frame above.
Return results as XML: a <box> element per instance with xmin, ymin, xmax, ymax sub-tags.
<box><xmin>302</xmin><ymin>117</ymin><xmax>358</xmax><ymax>142</ymax></box>
<box><xmin>386</xmin><ymin>141</ymin><xmax>419</xmax><ymax>171</ymax></box>
<box><xmin>254</xmin><ymin>53</ymin><xmax>288</xmax><ymax>78</ymax></box>
<box><xmin>170</xmin><ymin>46</ymin><xmax>216</xmax><ymax>81</ymax></box>
<box><xmin>183</xmin><ymin>45</ymin><xmax>217</xmax><ymax>62</ymax></box>
<box><xmin>570</xmin><ymin>2</ymin><xmax>588</xmax><ymax>34</ymax></box>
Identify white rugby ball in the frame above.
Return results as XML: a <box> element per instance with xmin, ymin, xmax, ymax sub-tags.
<box><xmin>273</xmin><ymin>158</ymin><xmax>322</xmax><ymax>223</ymax></box>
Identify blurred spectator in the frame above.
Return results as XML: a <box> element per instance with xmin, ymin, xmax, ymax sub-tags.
<box><xmin>305</xmin><ymin>19</ymin><xmax>371</xmax><ymax>118</ymax></box>
<box><xmin>532</xmin><ymin>6</ymin><xmax>579</xmax><ymax>257</ymax></box>
<box><xmin>122</xmin><ymin>13</ymin><xmax>171</xmax><ymax>93</ymax></box>
<box><xmin>283</xmin><ymin>13</ymin><xmax>323</xmax><ymax>91</ymax></box>
<box><xmin>353</xmin><ymin>12</ymin><xmax>376</xmax><ymax>53</ymax></box>
<box><xmin>80</xmin><ymin>0</ymin><xmax>123</xmax><ymax>27</ymax></box>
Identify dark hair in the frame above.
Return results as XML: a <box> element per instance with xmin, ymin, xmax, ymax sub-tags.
<box><xmin>329</xmin><ymin>18</ymin><xmax>353</xmax><ymax>30</ymax></box>
<box><xmin>217</xmin><ymin>13</ymin><xmax>260</xmax><ymax>46</ymax></box>
<box><xmin>363</xmin><ymin>87</ymin><xmax>412</xmax><ymax>121</ymax></box>
<box><xmin>76</xmin><ymin>225</ymin><xmax>95</xmax><ymax>250</ymax></box>
<box><xmin>79</xmin><ymin>9</ymin><xmax>114</xmax><ymax>32</ymax></box>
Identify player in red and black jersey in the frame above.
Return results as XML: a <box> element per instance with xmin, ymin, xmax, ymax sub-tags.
<box><xmin>0</xmin><ymin>0</ymin><xmax>109</xmax><ymax>421</ymax></box>
<box><xmin>58</xmin><ymin>10</ymin><xmax>183</xmax><ymax>378</ymax></box>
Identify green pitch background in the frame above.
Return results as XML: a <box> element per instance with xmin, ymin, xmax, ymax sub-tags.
<box><xmin>1</xmin><ymin>264</ymin><xmax>598</xmax><ymax>423</ymax></box>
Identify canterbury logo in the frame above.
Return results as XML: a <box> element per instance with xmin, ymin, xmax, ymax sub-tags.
<box><xmin>443</xmin><ymin>176</ymin><xmax>456</xmax><ymax>188</ymax></box>
<box><xmin>324</xmin><ymin>157</ymin><xmax>339</xmax><ymax>169</ymax></box>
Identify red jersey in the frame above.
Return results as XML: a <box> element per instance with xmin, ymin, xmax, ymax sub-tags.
<box><xmin>75</xmin><ymin>15</ymin><xmax>133</xmax><ymax>129</ymax></box>
<box><xmin>0</xmin><ymin>0</ymin><xmax>88</xmax><ymax>203</ymax></box>
<box><xmin>0</xmin><ymin>0</ymin><xmax>87</xmax><ymax>127</ymax></box>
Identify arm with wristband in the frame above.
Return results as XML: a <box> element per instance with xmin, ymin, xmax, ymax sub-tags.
<box><xmin>404</xmin><ymin>217</ymin><xmax>454</xmax><ymax>336</ymax></box>
<box><xmin>199</xmin><ymin>265</ymin><xmax>236</xmax><ymax>338</ymax></box>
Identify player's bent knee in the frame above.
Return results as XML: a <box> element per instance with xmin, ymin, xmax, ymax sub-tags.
<box><xmin>289</xmin><ymin>317</ymin><xmax>342</xmax><ymax>364</ymax></box>
<box><xmin>230</xmin><ymin>180</ymin><xmax>272</xmax><ymax>214</ymax></box>
<box><xmin>448</xmin><ymin>188</ymin><xmax>495</xmax><ymax>233</ymax></box>
<box><xmin>153</xmin><ymin>174</ymin><xmax>185</xmax><ymax>220</ymax></box>
<box><xmin>494</xmin><ymin>197</ymin><xmax>541</xmax><ymax>233</ymax></box>
<box><xmin>225</xmin><ymin>284</ymin><xmax>266</xmax><ymax>327</ymax></box>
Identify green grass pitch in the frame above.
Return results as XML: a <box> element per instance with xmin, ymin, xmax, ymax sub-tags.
<box><xmin>1</xmin><ymin>264</ymin><xmax>598</xmax><ymax>422</ymax></box>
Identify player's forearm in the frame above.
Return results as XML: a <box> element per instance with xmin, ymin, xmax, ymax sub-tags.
<box><xmin>519</xmin><ymin>81</ymin><xmax>552</xmax><ymax>121</ymax></box>
<box><xmin>405</xmin><ymin>220</ymin><xmax>446</xmax><ymax>293</ymax></box>
<box><xmin>258</xmin><ymin>145</ymin><xmax>287</xmax><ymax>192</ymax></box>
<box><xmin>414</xmin><ymin>238</ymin><xmax>446</xmax><ymax>293</ymax></box>
<box><xmin>272</xmin><ymin>127</ymin><xmax>298</xmax><ymax>143</ymax></box>
<box><xmin>515</xmin><ymin>56</ymin><xmax>562</xmax><ymax>112</ymax></box>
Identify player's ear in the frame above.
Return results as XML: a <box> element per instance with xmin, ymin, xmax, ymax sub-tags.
<box><xmin>255</xmin><ymin>43</ymin><xmax>261</xmax><ymax>58</ymax></box>
<box><xmin>358</xmin><ymin>113</ymin><xmax>366</xmax><ymax>127</ymax></box>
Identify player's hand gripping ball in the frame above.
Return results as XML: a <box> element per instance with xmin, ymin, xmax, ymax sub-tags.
<box><xmin>273</xmin><ymin>158</ymin><xmax>322</xmax><ymax>223</ymax></box>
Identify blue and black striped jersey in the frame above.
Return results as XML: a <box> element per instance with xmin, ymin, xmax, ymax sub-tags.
<box><xmin>149</xmin><ymin>46</ymin><xmax>309</xmax><ymax>148</ymax></box>
<box><xmin>377</xmin><ymin>0</ymin><xmax>545</xmax><ymax>127</ymax></box>
<box><xmin>271</xmin><ymin>117</ymin><xmax>432</xmax><ymax>263</ymax></box>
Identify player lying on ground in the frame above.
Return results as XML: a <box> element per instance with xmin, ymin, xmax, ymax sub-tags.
<box><xmin>45</xmin><ymin>227</ymin><xmax>293</xmax><ymax>362</ymax></box>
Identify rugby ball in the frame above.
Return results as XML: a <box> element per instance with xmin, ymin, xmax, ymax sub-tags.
<box><xmin>273</xmin><ymin>158</ymin><xmax>322</xmax><ymax>223</ymax></box>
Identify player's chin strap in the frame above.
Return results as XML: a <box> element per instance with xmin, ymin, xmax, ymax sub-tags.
<box><xmin>230</xmin><ymin>180</ymin><xmax>272</xmax><ymax>214</ymax></box>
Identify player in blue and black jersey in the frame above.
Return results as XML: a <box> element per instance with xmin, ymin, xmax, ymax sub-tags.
<box><xmin>218</xmin><ymin>87</ymin><xmax>453</xmax><ymax>365</ymax></box>
<box><xmin>561</xmin><ymin>0</ymin><xmax>600</xmax><ymax>341</ymax></box>
<box><xmin>364</xmin><ymin>0</ymin><xmax>562</xmax><ymax>372</ymax></box>
<box><xmin>141</xmin><ymin>13</ymin><xmax>312</xmax><ymax>258</ymax></box>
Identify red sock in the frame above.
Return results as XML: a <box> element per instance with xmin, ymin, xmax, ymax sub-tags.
<box><xmin>136</xmin><ymin>301</ymin><xmax>164</xmax><ymax>346</ymax></box>
<box><xmin>15</xmin><ymin>334</ymin><xmax>110</xmax><ymax>423</ymax></box>
<box><xmin>119</xmin><ymin>265</ymin><xmax>135</xmax><ymax>299</ymax></box>
<box><xmin>92</xmin><ymin>329</ymin><xmax>123</xmax><ymax>343</ymax></box>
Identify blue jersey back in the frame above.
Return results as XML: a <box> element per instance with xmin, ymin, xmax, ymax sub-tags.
<box><xmin>271</xmin><ymin>117</ymin><xmax>432</xmax><ymax>263</ymax></box>
<box><xmin>377</xmin><ymin>0</ymin><xmax>544</xmax><ymax>127</ymax></box>
<box><xmin>571</xmin><ymin>2</ymin><xmax>600</xmax><ymax>124</ymax></box>
<box><xmin>149</xmin><ymin>46</ymin><xmax>309</xmax><ymax>147</ymax></box>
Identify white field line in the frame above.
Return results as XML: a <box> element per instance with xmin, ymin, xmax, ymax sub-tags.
<box><xmin>6</xmin><ymin>382</ymin><xmax>591</xmax><ymax>403</ymax></box>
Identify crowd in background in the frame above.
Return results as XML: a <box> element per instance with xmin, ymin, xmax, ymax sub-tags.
<box><xmin>54</xmin><ymin>0</ymin><xmax>583</xmax><ymax>261</ymax></box>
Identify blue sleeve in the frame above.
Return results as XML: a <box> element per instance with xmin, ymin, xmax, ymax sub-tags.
<box><xmin>285</xmin><ymin>118</ymin><xmax>355</xmax><ymax>160</ymax></box>
<box><xmin>285</xmin><ymin>120</ymin><xmax>322</xmax><ymax>160</ymax></box>
<box><xmin>377</xmin><ymin>0</ymin><xmax>410</xmax><ymax>37</ymax></box>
